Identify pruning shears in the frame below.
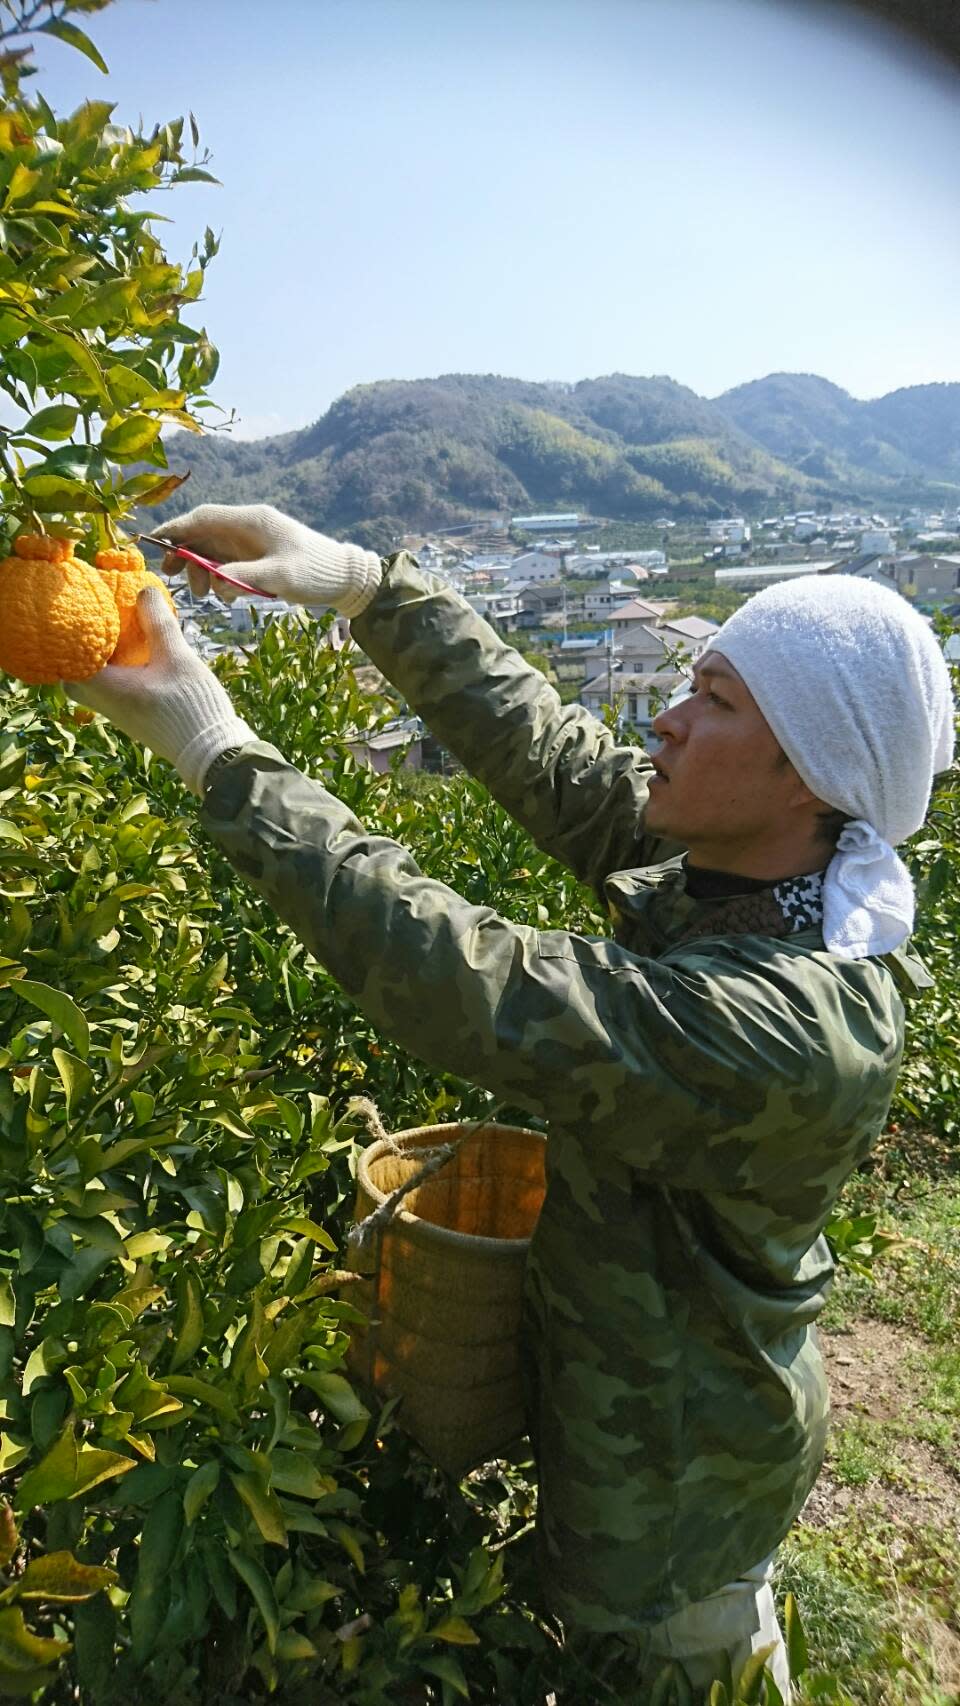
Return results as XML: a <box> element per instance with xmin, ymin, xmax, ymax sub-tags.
<box><xmin>137</xmin><ymin>532</ymin><xmax>278</xmax><ymax>598</ymax></box>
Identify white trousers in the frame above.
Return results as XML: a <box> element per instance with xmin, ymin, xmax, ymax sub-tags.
<box><xmin>640</xmin><ymin>1555</ymin><xmax>791</xmax><ymax>1700</ymax></box>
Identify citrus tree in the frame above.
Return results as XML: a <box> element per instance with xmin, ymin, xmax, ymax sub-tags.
<box><xmin>0</xmin><ymin>0</ymin><xmax>219</xmax><ymax>558</ymax></box>
<box><xmin>0</xmin><ymin>7</ymin><xmax>955</xmax><ymax>1702</ymax></box>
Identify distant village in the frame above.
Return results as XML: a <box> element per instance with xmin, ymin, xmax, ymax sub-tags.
<box><xmin>171</xmin><ymin>501</ymin><xmax>960</xmax><ymax>773</ymax></box>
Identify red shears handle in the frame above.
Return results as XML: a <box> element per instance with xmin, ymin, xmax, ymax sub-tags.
<box><xmin>138</xmin><ymin>533</ymin><xmax>278</xmax><ymax>598</ymax></box>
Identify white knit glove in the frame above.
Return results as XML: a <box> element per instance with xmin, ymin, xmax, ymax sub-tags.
<box><xmin>160</xmin><ymin>503</ymin><xmax>383</xmax><ymax>617</ymax></box>
<box><xmin>65</xmin><ymin>588</ymin><xmax>257</xmax><ymax>796</ymax></box>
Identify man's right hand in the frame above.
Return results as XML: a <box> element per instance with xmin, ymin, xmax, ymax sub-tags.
<box><xmin>159</xmin><ymin>503</ymin><xmax>383</xmax><ymax>616</ymax></box>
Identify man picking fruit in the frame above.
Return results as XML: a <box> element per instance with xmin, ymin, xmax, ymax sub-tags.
<box><xmin>67</xmin><ymin>504</ymin><xmax>954</xmax><ymax>1701</ymax></box>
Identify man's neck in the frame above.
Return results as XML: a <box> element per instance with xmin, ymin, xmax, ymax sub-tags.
<box><xmin>685</xmin><ymin>846</ymin><xmax>829</xmax><ymax>885</ymax></box>
<box><xmin>684</xmin><ymin>865</ymin><xmax>777</xmax><ymax>900</ymax></box>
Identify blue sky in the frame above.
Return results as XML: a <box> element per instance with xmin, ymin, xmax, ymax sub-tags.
<box><xmin>30</xmin><ymin>0</ymin><xmax>960</xmax><ymax>438</ymax></box>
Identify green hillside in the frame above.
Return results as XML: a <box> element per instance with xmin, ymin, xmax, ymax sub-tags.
<box><xmin>152</xmin><ymin>371</ymin><xmax>959</xmax><ymax>543</ymax></box>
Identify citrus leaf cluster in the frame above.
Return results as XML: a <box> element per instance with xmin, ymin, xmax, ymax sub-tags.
<box><xmin>0</xmin><ymin>2</ymin><xmax>221</xmax><ymax>555</ymax></box>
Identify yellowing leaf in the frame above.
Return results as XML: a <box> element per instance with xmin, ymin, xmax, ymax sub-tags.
<box><xmin>0</xmin><ymin>1605</ymin><xmax>68</xmax><ymax>1670</ymax></box>
<box><xmin>430</xmin><ymin>1616</ymin><xmax>480</xmax><ymax>1646</ymax></box>
<box><xmin>0</xmin><ymin>1506</ymin><xmax>17</xmax><ymax>1571</ymax></box>
<box><xmin>122</xmin><ymin>1231</ymin><xmax>171</xmax><ymax>1259</ymax></box>
<box><xmin>17</xmin><ymin>1552</ymin><xmax>116</xmax><ymax>1603</ymax></box>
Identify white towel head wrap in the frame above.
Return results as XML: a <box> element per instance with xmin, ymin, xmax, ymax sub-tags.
<box><xmin>709</xmin><ymin>575</ymin><xmax>955</xmax><ymax>959</ymax></box>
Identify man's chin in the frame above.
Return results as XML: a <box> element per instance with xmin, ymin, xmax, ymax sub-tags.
<box><xmin>644</xmin><ymin>792</ymin><xmax>674</xmax><ymax>833</ymax></box>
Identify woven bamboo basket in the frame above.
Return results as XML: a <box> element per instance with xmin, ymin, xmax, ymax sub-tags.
<box><xmin>346</xmin><ymin>1121</ymin><xmax>546</xmax><ymax>1475</ymax></box>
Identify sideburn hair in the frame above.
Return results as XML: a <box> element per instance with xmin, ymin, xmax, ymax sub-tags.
<box><xmin>773</xmin><ymin>748</ymin><xmax>850</xmax><ymax>850</ymax></box>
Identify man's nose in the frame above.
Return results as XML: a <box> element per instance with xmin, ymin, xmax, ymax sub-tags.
<box><xmin>652</xmin><ymin>700</ymin><xmax>687</xmax><ymax>742</ymax></box>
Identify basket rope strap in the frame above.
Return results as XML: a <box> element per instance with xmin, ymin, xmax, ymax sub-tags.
<box><xmin>345</xmin><ymin>1098</ymin><xmax>504</xmax><ymax>1255</ymax></box>
<box><xmin>344</xmin><ymin>1099</ymin><xmax>504</xmax><ymax>1395</ymax></box>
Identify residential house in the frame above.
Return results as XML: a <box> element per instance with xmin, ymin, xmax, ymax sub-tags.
<box><xmin>347</xmin><ymin>720</ymin><xmax>422</xmax><ymax>774</ymax></box>
<box><xmin>609</xmin><ymin>596</ymin><xmax>677</xmax><ymax>632</ymax></box>
<box><xmin>566</xmin><ymin>550</ymin><xmax>667</xmax><ymax>574</ymax></box>
<box><xmin>583</xmin><ymin>581</ymin><xmax>643</xmax><ymax>621</ymax></box>
<box><xmin>568</xmin><ymin>613</ymin><xmax>716</xmax><ymax>685</ymax></box>
<box><xmin>580</xmin><ymin>670</ymin><xmax>687</xmax><ymax>730</ymax></box>
<box><xmin>658</xmin><ymin>615</ymin><xmax>719</xmax><ymax>652</ymax></box>
<box><xmin>514</xmin><ymin>581</ymin><xmax>567</xmax><ymax>629</ymax></box>
<box><xmin>467</xmin><ymin>589</ymin><xmax>523</xmax><ymax>629</ymax></box>
<box><xmin>839</xmin><ymin>553</ymin><xmax>960</xmax><ymax>605</ymax></box>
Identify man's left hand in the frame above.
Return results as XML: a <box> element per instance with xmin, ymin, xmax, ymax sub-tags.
<box><xmin>65</xmin><ymin>588</ymin><xmax>257</xmax><ymax>795</ymax></box>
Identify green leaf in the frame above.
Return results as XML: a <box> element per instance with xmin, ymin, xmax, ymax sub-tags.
<box><xmin>100</xmin><ymin>415</ymin><xmax>162</xmax><ymax>461</ymax></box>
<box><xmin>73</xmin><ymin>1594</ymin><xmax>116</xmax><ymax>1700</ymax></box>
<box><xmin>783</xmin><ymin>1592</ymin><xmax>808</xmax><ymax>1678</ymax></box>
<box><xmin>165</xmin><ymin>1376</ymin><xmax>240</xmax><ymax>1422</ymax></box>
<box><xmin>0</xmin><ymin>1439</ymin><xmax>30</xmax><ymax>1476</ymax></box>
<box><xmin>419</xmin><ymin>1654</ymin><xmax>470</xmax><ymax>1699</ymax></box>
<box><xmin>39</xmin><ymin>19</ymin><xmax>109</xmax><ymax>74</ymax></box>
<box><xmin>270</xmin><ymin>1093</ymin><xmax>303</xmax><ymax>1141</ymax></box>
<box><xmin>14</xmin><ymin>1426</ymin><xmax>136</xmax><ymax>1509</ymax></box>
<box><xmin>16</xmin><ymin>1552</ymin><xmax>116</xmax><ymax>1603</ymax></box>
<box><xmin>281</xmin><ymin>1216</ymin><xmax>336</xmax><ymax>1252</ymax></box>
<box><xmin>735</xmin><ymin>1643</ymin><xmax>778</xmax><ymax>1704</ymax></box>
<box><xmin>284</xmin><ymin>1577</ymin><xmax>339</xmax><ymax>1613</ymax></box>
<box><xmin>14</xmin><ymin>981</ymin><xmax>88</xmax><ymax>1058</ymax></box>
<box><xmin>129</xmin><ymin>1490</ymin><xmax>181</xmax><ymax>1662</ymax></box>
<box><xmin>0</xmin><ymin>1281</ymin><xmax>15</xmax><ymax>1331</ymax></box>
<box><xmin>298</xmin><ymin>1370</ymin><xmax>369</xmax><ymax>1428</ymax></box>
<box><xmin>169</xmin><ymin>1268</ymin><xmax>204</xmax><ymax>1373</ymax></box>
<box><xmin>328</xmin><ymin>1520</ymin><xmax>365</xmax><ymax>1574</ymax></box>
<box><xmin>25</xmin><ymin>405</ymin><xmax>78</xmax><ymax>440</ymax></box>
<box><xmin>229</xmin><ymin>1472</ymin><xmax>287</xmax><ymax>1548</ymax></box>
<box><xmin>183</xmin><ymin>1459</ymin><xmax>220</xmax><ymax>1525</ymax></box>
<box><xmin>52</xmin><ymin>1049</ymin><xmax>93</xmax><ymax>1118</ymax></box>
<box><xmin>228</xmin><ymin>1550</ymin><xmax>279</xmax><ymax>1653</ymax></box>
<box><xmin>267</xmin><ymin>1452</ymin><xmax>332</xmax><ymax>1502</ymax></box>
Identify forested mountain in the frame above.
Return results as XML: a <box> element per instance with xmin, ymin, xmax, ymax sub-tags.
<box><xmin>154</xmin><ymin>372</ymin><xmax>959</xmax><ymax>545</ymax></box>
<box><xmin>713</xmin><ymin>374</ymin><xmax>960</xmax><ymax>486</ymax></box>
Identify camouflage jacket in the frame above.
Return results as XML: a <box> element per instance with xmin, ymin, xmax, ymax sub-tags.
<box><xmin>201</xmin><ymin>554</ymin><xmax>913</xmax><ymax>1633</ymax></box>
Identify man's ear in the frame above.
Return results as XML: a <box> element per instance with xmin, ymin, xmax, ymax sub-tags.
<box><xmin>776</xmin><ymin>753</ymin><xmax>823</xmax><ymax>814</ymax></box>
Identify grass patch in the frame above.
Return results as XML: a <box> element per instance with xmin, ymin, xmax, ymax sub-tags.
<box><xmin>822</xmin><ymin>1181</ymin><xmax>960</xmax><ymax>1343</ymax></box>
<box><xmin>908</xmin><ymin>1344</ymin><xmax>960</xmax><ymax>1453</ymax></box>
<box><xmin>826</xmin><ymin>1417</ymin><xmax>913</xmax><ymax>1489</ymax></box>
<box><xmin>781</xmin><ymin>1525</ymin><xmax>956</xmax><ymax>1705</ymax></box>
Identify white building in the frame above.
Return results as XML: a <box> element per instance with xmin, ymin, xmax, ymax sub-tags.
<box><xmin>714</xmin><ymin>561</ymin><xmax>837</xmax><ymax>589</ymax></box>
<box><xmin>706</xmin><ymin>518</ymin><xmax>751</xmax><ymax>545</ymax></box>
<box><xmin>511</xmin><ymin>511</ymin><xmax>581</xmax><ymax>532</ymax></box>
<box><xmin>502</xmin><ymin>550</ymin><xmax>562</xmax><ymax>583</ymax></box>
<box><xmin>860</xmin><ymin>529</ymin><xmax>895</xmax><ymax>556</ymax></box>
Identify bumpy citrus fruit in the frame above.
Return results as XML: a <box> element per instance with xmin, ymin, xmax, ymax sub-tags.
<box><xmin>0</xmin><ymin>535</ymin><xmax>120</xmax><ymax>685</ymax></box>
<box><xmin>94</xmin><ymin>545</ymin><xmax>177</xmax><ymax>666</ymax></box>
